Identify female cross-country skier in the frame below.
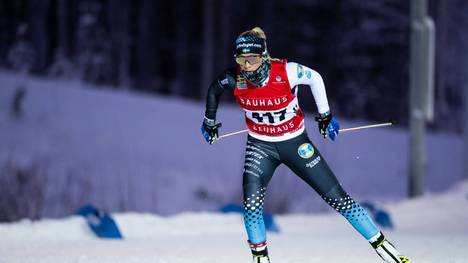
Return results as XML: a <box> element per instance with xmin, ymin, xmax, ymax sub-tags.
<box><xmin>201</xmin><ymin>27</ymin><xmax>410</xmax><ymax>263</ymax></box>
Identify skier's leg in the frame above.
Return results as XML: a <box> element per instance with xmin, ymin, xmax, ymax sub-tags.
<box><xmin>279</xmin><ymin>132</ymin><xmax>410</xmax><ymax>262</ymax></box>
<box><xmin>242</xmin><ymin>137</ymin><xmax>280</xmax><ymax>263</ymax></box>
<box><xmin>276</xmin><ymin>133</ymin><xmax>377</xmax><ymax>238</ymax></box>
<box><xmin>321</xmin><ymin>179</ymin><xmax>410</xmax><ymax>262</ymax></box>
<box><xmin>321</xmin><ymin>184</ymin><xmax>380</xmax><ymax>239</ymax></box>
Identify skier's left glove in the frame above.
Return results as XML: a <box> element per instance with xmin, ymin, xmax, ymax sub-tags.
<box><xmin>315</xmin><ymin>111</ymin><xmax>340</xmax><ymax>141</ymax></box>
<box><xmin>201</xmin><ymin>117</ymin><xmax>222</xmax><ymax>145</ymax></box>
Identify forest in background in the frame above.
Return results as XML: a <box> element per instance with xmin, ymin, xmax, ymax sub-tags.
<box><xmin>0</xmin><ymin>0</ymin><xmax>467</xmax><ymax>132</ymax></box>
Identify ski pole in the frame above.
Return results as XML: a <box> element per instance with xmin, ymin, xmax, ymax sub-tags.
<box><xmin>339</xmin><ymin>121</ymin><xmax>394</xmax><ymax>133</ymax></box>
<box><xmin>218</xmin><ymin>129</ymin><xmax>249</xmax><ymax>139</ymax></box>
<box><xmin>218</xmin><ymin>121</ymin><xmax>395</xmax><ymax>140</ymax></box>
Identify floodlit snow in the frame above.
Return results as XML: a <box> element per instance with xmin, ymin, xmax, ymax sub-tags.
<box><xmin>0</xmin><ymin>180</ymin><xmax>467</xmax><ymax>262</ymax></box>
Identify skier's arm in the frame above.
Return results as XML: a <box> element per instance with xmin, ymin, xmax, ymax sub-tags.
<box><xmin>286</xmin><ymin>62</ymin><xmax>330</xmax><ymax>115</ymax></box>
<box><xmin>202</xmin><ymin>68</ymin><xmax>236</xmax><ymax>144</ymax></box>
<box><xmin>286</xmin><ymin>62</ymin><xmax>339</xmax><ymax>140</ymax></box>
<box><xmin>204</xmin><ymin>68</ymin><xmax>236</xmax><ymax>120</ymax></box>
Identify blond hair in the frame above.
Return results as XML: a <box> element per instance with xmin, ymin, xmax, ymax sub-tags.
<box><xmin>238</xmin><ymin>27</ymin><xmax>268</xmax><ymax>52</ymax></box>
<box><xmin>239</xmin><ymin>27</ymin><xmax>267</xmax><ymax>39</ymax></box>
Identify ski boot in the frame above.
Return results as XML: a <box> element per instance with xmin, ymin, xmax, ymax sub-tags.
<box><xmin>370</xmin><ymin>232</ymin><xmax>410</xmax><ymax>263</ymax></box>
<box><xmin>249</xmin><ymin>241</ymin><xmax>270</xmax><ymax>263</ymax></box>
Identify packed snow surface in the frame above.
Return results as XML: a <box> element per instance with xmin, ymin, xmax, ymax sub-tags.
<box><xmin>0</xmin><ymin>180</ymin><xmax>467</xmax><ymax>263</ymax></box>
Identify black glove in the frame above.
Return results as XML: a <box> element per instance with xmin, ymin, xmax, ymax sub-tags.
<box><xmin>201</xmin><ymin>117</ymin><xmax>222</xmax><ymax>145</ymax></box>
<box><xmin>315</xmin><ymin>111</ymin><xmax>340</xmax><ymax>140</ymax></box>
<box><xmin>315</xmin><ymin>111</ymin><xmax>332</xmax><ymax>138</ymax></box>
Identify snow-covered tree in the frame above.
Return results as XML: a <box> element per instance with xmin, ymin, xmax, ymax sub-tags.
<box><xmin>48</xmin><ymin>47</ymin><xmax>74</xmax><ymax>79</ymax></box>
<box><xmin>75</xmin><ymin>0</ymin><xmax>113</xmax><ymax>85</ymax></box>
<box><xmin>7</xmin><ymin>23</ymin><xmax>36</xmax><ymax>74</ymax></box>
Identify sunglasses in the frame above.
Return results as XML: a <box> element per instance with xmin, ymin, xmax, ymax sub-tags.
<box><xmin>235</xmin><ymin>55</ymin><xmax>262</xmax><ymax>65</ymax></box>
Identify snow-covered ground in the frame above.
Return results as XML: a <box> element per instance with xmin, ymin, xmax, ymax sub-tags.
<box><xmin>0</xmin><ymin>180</ymin><xmax>467</xmax><ymax>263</ymax></box>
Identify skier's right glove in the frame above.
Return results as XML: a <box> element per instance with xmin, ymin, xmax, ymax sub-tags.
<box><xmin>201</xmin><ymin>117</ymin><xmax>222</xmax><ymax>145</ymax></box>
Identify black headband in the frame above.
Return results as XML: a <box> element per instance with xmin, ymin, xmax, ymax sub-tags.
<box><xmin>235</xmin><ymin>36</ymin><xmax>266</xmax><ymax>56</ymax></box>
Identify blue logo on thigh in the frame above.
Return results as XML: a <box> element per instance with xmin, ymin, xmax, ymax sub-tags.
<box><xmin>297</xmin><ymin>143</ymin><xmax>314</xmax><ymax>159</ymax></box>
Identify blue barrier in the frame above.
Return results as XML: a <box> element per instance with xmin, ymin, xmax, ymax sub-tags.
<box><xmin>77</xmin><ymin>204</ymin><xmax>123</xmax><ymax>239</ymax></box>
<box><xmin>361</xmin><ymin>201</ymin><xmax>394</xmax><ymax>229</ymax></box>
<box><xmin>219</xmin><ymin>203</ymin><xmax>244</xmax><ymax>213</ymax></box>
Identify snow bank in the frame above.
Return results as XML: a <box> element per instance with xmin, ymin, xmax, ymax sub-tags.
<box><xmin>0</xmin><ymin>180</ymin><xmax>467</xmax><ymax>262</ymax></box>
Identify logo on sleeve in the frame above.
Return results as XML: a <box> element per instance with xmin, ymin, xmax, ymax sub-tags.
<box><xmin>220</xmin><ymin>78</ymin><xmax>229</xmax><ymax>85</ymax></box>
<box><xmin>297</xmin><ymin>143</ymin><xmax>314</xmax><ymax>159</ymax></box>
<box><xmin>297</xmin><ymin>64</ymin><xmax>304</xmax><ymax>78</ymax></box>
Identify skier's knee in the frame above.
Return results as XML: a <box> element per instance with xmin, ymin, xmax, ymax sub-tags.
<box><xmin>321</xmin><ymin>184</ymin><xmax>348</xmax><ymax>201</ymax></box>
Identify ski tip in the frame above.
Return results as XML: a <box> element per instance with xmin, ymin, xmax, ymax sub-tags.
<box><xmin>389</xmin><ymin>119</ymin><xmax>396</xmax><ymax>125</ymax></box>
